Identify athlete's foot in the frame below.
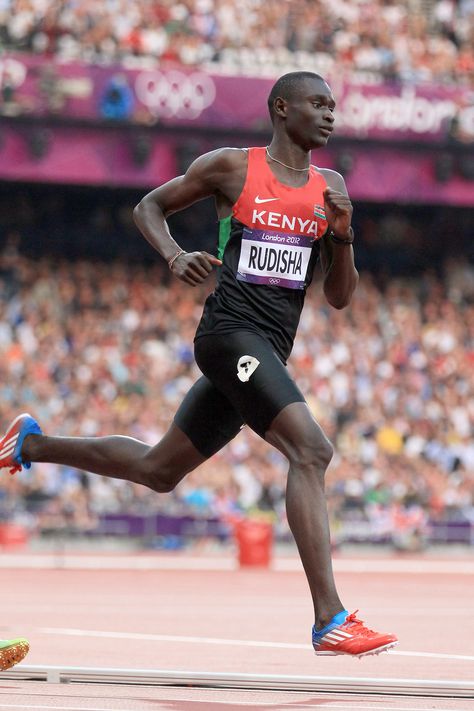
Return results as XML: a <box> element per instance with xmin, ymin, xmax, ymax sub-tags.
<box><xmin>0</xmin><ymin>638</ymin><xmax>29</xmax><ymax>670</ymax></box>
<box><xmin>0</xmin><ymin>414</ymin><xmax>42</xmax><ymax>475</ymax></box>
<box><xmin>312</xmin><ymin>610</ymin><xmax>398</xmax><ymax>658</ymax></box>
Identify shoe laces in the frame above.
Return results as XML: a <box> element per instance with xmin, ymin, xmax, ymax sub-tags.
<box><xmin>342</xmin><ymin>610</ymin><xmax>376</xmax><ymax>636</ymax></box>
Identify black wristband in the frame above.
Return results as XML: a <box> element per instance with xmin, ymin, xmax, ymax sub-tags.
<box><xmin>329</xmin><ymin>228</ymin><xmax>354</xmax><ymax>245</ymax></box>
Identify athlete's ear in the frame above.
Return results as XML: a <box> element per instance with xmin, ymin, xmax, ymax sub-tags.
<box><xmin>273</xmin><ymin>96</ymin><xmax>288</xmax><ymax>119</ymax></box>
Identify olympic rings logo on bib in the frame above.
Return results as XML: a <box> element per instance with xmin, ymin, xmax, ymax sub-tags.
<box><xmin>135</xmin><ymin>70</ymin><xmax>216</xmax><ymax>119</ymax></box>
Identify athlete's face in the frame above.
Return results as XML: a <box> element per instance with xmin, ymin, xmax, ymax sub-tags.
<box><xmin>281</xmin><ymin>79</ymin><xmax>336</xmax><ymax>150</ymax></box>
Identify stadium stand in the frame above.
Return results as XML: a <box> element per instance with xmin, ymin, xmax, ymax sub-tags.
<box><xmin>0</xmin><ymin>0</ymin><xmax>473</xmax><ymax>84</ymax></box>
<box><xmin>0</xmin><ymin>193</ymin><xmax>472</xmax><ymax>546</ymax></box>
<box><xmin>0</xmin><ymin>2</ymin><xmax>472</xmax><ymax>548</ymax></box>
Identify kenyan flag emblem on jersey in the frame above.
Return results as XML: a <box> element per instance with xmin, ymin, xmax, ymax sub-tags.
<box><xmin>314</xmin><ymin>204</ymin><xmax>325</xmax><ymax>219</ymax></box>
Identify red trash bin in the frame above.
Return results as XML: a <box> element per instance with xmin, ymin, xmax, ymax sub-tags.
<box><xmin>234</xmin><ymin>519</ymin><xmax>273</xmax><ymax>568</ymax></box>
<box><xmin>0</xmin><ymin>523</ymin><xmax>28</xmax><ymax>549</ymax></box>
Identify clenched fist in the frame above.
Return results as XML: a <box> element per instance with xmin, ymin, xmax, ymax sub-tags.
<box><xmin>323</xmin><ymin>187</ymin><xmax>353</xmax><ymax>241</ymax></box>
<box><xmin>171</xmin><ymin>251</ymin><xmax>222</xmax><ymax>286</ymax></box>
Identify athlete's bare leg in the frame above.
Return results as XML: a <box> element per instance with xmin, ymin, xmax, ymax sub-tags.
<box><xmin>265</xmin><ymin>402</ymin><xmax>344</xmax><ymax>630</ymax></box>
<box><xmin>21</xmin><ymin>423</ymin><xmax>206</xmax><ymax>493</ymax></box>
<box><xmin>21</xmin><ymin>399</ymin><xmax>341</xmax><ymax>627</ymax></box>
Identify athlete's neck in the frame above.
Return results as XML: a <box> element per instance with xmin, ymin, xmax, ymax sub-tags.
<box><xmin>265</xmin><ymin>141</ymin><xmax>311</xmax><ymax>188</ymax></box>
<box><xmin>266</xmin><ymin>140</ymin><xmax>311</xmax><ymax>172</ymax></box>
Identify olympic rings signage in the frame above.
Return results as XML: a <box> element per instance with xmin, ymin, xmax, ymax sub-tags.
<box><xmin>2</xmin><ymin>52</ymin><xmax>473</xmax><ymax>140</ymax></box>
<box><xmin>134</xmin><ymin>70</ymin><xmax>216</xmax><ymax>120</ymax></box>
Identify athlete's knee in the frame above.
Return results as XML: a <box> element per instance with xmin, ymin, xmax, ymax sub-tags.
<box><xmin>290</xmin><ymin>435</ymin><xmax>333</xmax><ymax>473</ymax></box>
<box><xmin>267</xmin><ymin>418</ymin><xmax>333</xmax><ymax>475</ymax></box>
<box><xmin>266</xmin><ymin>402</ymin><xmax>334</xmax><ymax>476</ymax></box>
<box><xmin>151</xmin><ymin>475</ymin><xmax>179</xmax><ymax>494</ymax></box>
<box><xmin>138</xmin><ymin>457</ymin><xmax>182</xmax><ymax>493</ymax></box>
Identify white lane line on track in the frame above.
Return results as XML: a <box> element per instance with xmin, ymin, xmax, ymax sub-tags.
<box><xmin>300</xmin><ymin>698</ymin><xmax>466</xmax><ymax>711</ymax></box>
<box><xmin>0</xmin><ymin>707</ymin><xmax>274</xmax><ymax>711</ymax></box>
<box><xmin>0</xmin><ymin>706</ymin><xmax>137</xmax><ymax>711</ymax></box>
<box><xmin>281</xmin><ymin>560</ymin><xmax>474</xmax><ymax>575</ymax></box>
<box><xmin>0</xmin><ymin>704</ymin><xmax>469</xmax><ymax>711</ymax></box>
<box><xmin>1</xmin><ymin>555</ymin><xmax>473</xmax><ymax>574</ymax></box>
<box><xmin>0</xmin><ymin>706</ymin><xmax>142</xmax><ymax>711</ymax></box>
<box><xmin>38</xmin><ymin>627</ymin><xmax>474</xmax><ymax>662</ymax></box>
<box><xmin>298</xmin><ymin>699</ymin><xmax>468</xmax><ymax>711</ymax></box>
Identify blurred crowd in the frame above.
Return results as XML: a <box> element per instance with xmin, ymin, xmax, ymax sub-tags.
<box><xmin>1</xmin><ymin>0</ymin><xmax>473</xmax><ymax>84</ymax></box>
<box><xmin>0</xmin><ymin>227</ymin><xmax>473</xmax><ymax>546</ymax></box>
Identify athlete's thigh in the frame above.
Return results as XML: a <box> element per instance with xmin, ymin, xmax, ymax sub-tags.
<box><xmin>173</xmin><ymin>375</ymin><xmax>244</xmax><ymax>458</ymax></box>
<box><xmin>194</xmin><ymin>332</ymin><xmax>305</xmax><ymax>439</ymax></box>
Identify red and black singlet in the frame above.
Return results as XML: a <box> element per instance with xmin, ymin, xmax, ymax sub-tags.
<box><xmin>195</xmin><ymin>146</ymin><xmax>329</xmax><ymax>362</ymax></box>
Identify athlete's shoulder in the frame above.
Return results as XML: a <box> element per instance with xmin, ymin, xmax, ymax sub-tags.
<box><xmin>312</xmin><ymin>167</ymin><xmax>348</xmax><ymax>195</ymax></box>
<box><xmin>199</xmin><ymin>147</ymin><xmax>248</xmax><ymax>171</ymax></box>
<box><xmin>183</xmin><ymin>147</ymin><xmax>248</xmax><ymax>194</ymax></box>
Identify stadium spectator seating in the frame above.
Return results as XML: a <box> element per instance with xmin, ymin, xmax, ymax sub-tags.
<box><xmin>1</xmin><ymin>0</ymin><xmax>473</xmax><ymax>84</ymax></box>
<box><xmin>0</xmin><ymin>221</ymin><xmax>472</xmax><ymax>542</ymax></box>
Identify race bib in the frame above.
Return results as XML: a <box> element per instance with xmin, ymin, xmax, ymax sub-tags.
<box><xmin>236</xmin><ymin>227</ymin><xmax>313</xmax><ymax>289</ymax></box>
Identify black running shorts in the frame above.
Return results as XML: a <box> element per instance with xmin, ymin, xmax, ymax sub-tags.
<box><xmin>173</xmin><ymin>331</ymin><xmax>306</xmax><ymax>457</ymax></box>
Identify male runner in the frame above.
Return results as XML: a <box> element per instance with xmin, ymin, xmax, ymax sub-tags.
<box><xmin>0</xmin><ymin>638</ymin><xmax>29</xmax><ymax>670</ymax></box>
<box><xmin>0</xmin><ymin>72</ymin><xmax>397</xmax><ymax>657</ymax></box>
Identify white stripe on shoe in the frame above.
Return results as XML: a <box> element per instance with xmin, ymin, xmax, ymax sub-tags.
<box><xmin>0</xmin><ymin>441</ymin><xmax>19</xmax><ymax>457</ymax></box>
<box><xmin>324</xmin><ymin>631</ymin><xmax>352</xmax><ymax>641</ymax></box>
<box><xmin>0</xmin><ymin>446</ymin><xmax>17</xmax><ymax>460</ymax></box>
<box><xmin>2</xmin><ymin>434</ymin><xmax>20</xmax><ymax>448</ymax></box>
<box><xmin>1</xmin><ymin>436</ymin><xmax>19</xmax><ymax>451</ymax></box>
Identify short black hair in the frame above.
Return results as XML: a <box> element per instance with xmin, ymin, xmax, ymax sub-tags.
<box><xmin>267</xmin><ymin>71</ymin><xmax>326</xmax><ymax>123</ymax></box>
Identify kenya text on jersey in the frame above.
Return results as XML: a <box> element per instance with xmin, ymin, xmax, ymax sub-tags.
<box><xmin>251</xmin><ymin>210</ymin><xmax>320</xmax><ymax>237</ymax></box>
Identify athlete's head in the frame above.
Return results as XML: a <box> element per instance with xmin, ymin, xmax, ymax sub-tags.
<box><xmin>267</xmin><ymin>72</ymin><xmax>336</xmax><ymax>150</ymax></box>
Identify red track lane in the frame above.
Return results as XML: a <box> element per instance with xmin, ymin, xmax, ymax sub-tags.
<box><xmin>0</xmin><ymin>556</ymin><xmax>473</xmax><ymax>710</ymax></box>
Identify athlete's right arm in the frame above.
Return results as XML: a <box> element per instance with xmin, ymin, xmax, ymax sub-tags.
<box><xmin>133</xmin><ymin>148</ymin><xmax>241</xmax><ymax>286</ymax></box>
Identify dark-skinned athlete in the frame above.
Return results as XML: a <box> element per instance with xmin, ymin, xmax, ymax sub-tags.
<box><xmin>0</xmin><ymin>72</ymin><xmax>397</xmax><ymax>657</ymax></box>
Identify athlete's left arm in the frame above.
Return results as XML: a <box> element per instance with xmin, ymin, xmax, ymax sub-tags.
<box><xmin>318</xmin><ymin>169</ymin><xmax>359</xmax><ymax>309</ymax></box>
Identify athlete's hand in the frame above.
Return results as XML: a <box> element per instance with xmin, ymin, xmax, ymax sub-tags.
<box><xmin>171</xmin><ymin>251</ymin><xmax>222</xmax><ymax>286</ymax></box>
<box><xmin>323</xmin><ymin>187</ymin><xmax>353</xmax><ymax>240</ymax></box>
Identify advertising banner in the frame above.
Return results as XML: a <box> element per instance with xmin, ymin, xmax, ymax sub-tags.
<box><xmin>1</xmin><ymin>52</ymin><xmax>473</xmax><ymax>143</ymax></box>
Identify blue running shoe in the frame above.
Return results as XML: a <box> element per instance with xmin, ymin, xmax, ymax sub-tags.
<box><xmin>0</xmin><ymin>413</ymin><xmax>42</xmax><ymax>475</ymax></box>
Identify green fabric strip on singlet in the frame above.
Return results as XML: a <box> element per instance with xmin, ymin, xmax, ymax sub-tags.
<box><xmin>218</xmin><ymin>215</ymin><xmax>232</xmax><ymax>260</ymax></box>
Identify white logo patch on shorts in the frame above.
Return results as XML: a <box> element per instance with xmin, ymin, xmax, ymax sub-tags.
<box><xmin>237</xmin><ymin>355</ymin><xmax>260</xmax><ymax>382</ymax></box>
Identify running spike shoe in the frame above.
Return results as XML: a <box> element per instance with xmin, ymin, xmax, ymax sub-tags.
<box><xmin>0</xmin><ymin>413</ymin><xmax>42</xmax><ymax>475</ymax></box>
<box><xmin>313</xmin><ymin>610</ymin><xmax>398</xmax><ymax>657</ymax></box>
<box><xmin>0</xmin><ymin>638</ymin><xmax>29</xmax><ymax>670</ymax></box>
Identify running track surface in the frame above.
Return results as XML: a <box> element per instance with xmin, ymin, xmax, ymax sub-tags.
<box><xmin>0</xmin><ymin>551</ymin><xmax>472</xmax><ymax>710</ymax></box>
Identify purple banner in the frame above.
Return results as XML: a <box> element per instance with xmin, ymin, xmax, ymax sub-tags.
<box><xmin>1</xmin><ymin>52</ymin><xmax>473</xmax><ymax>142</ymax></box>
<box><xmin>0</xmin><ymin>124</ymin><xmax>472</xmax><ymax>204</ymax></box>
<box><xmin>0</xmin><ymin>124</ymin><xmax>177</xmax><ymax>187</ymax></box>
